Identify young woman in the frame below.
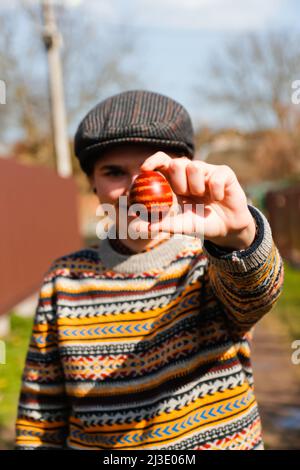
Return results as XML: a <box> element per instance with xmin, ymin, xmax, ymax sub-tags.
<box><xmin>15</xmin><ymin>90</ymin><xmax>284</xmax><ymax>450</ymax></box>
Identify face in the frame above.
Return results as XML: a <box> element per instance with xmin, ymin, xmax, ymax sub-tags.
<box><xmin>88</xmin><ymin>143</ymin><xmax>187</xmax><ymax>236</ymax></box>
<box><xmin>88</xmin><ymin>143</ymin><xmax>182</xmax><ymax>207</ymax></box>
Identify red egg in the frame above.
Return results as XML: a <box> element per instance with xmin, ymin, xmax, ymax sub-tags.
<box><xmin>129</xmin><ymin>170</ymin><xmax>173</xmax><ymax>222</ymax></box>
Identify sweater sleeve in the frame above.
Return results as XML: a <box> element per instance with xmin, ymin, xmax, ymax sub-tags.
<box><xmin>202</xmin><ymin>205</ymin><xmax>284</xmax><ymax>337</ymax></box>
<box><xmin>15</xmin><ymin>264</ymin><xmax>70</xmax><ymax>449</ymax></box>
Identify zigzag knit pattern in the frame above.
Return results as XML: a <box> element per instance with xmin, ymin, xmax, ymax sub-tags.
<box><xmin>15</xmin><ymin>206</ymin><xmax>284</xmax><ymax>450</ymax></box>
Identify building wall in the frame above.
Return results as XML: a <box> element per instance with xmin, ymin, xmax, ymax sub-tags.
<box><xmin>0</xmin><ymin>158</ymin><xmax>83</xmax><ymax>316</ymax></box>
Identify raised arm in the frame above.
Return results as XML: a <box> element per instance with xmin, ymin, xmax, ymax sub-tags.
<box><xmin>139</xmin><ymin>152</ymin><xmax>284</xmax><ymax>338</ymax></box>
<box><xmin>202</xmin><ymin>205</ymin><xmax>284</xmax><ymax>335</ymax></box>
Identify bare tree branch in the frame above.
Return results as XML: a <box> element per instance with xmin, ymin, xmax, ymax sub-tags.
<box><xmin>0</xmin><ymin>1</ymin><xmax>141</xmax><ymax>164</ymax></box>
<box><xmin>195</xmin><ymin>31</ymin><xmax>300</xmax><ymax>130</ymax></box>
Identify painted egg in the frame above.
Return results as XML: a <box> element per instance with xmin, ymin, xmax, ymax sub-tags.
<box><xmin>129</xmin><ymin>170</ymin><xmax>173</xmax><ymax>222</ymax></box>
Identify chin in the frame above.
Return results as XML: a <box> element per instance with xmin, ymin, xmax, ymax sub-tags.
<box><xmin>127</xmin><ymin>216</ymin><xmax>151</xmax><ymax>240</ymax></box>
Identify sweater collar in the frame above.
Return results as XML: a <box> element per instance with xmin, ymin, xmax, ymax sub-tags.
<box><xmin>97</xmin><ymin>225</ymin><xmax>191</xmax><ymax>274</ymax></box>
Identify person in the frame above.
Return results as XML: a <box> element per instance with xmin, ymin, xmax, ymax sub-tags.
<box><xmin>15</xmin><ymin>90</ymin><xmax>284</xmax><ymax>450</ymax></box>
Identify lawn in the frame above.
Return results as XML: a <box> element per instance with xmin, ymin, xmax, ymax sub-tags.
<box><xmin>0</xmin><ymin>261</ymin><xmax>299</xmax><ymax>449</ymax></box>
<box><xmin>0</xmin><ymin>314</ymin><xmax>33</xmax><ymax>449</ymax></box>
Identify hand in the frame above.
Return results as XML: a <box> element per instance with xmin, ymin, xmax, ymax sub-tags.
<box><xmin>140</xmin><ymin>152</ymin><xmax>256</xmax><ymax>251</ymax></box>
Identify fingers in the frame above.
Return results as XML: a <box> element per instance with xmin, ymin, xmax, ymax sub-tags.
<box><xmin>141</xmin><ymin>152</ymin><xmax>192</xmax><ymax>196</ymax></box>
<box><xmin>186</xmin><ymin>162</ymin><xmax>206</xmax><ymax>197</ymax></box>
<box><xmin>141</xmin><ymin>152</ymin><xmax>173</xmax><ymax>172</ymax></box>
<box><xmin>207</xmin><ymin>165</ymin><xmax>236</xmax><ymax>201</ymax></box>
<box><xmin>208</xmin><ymin>172</ymin><xmax>225</xmax><ymax>201</ymax></box>
<box><xmin>185</xmin><ymin>161</ymin><xmax>236</xmax><ymax>201</ymax></box>
<box><xmin>141</xmin><ymin>152</ymin><xmax>236</xmax><ymax>203</ymax></box>
<box><xmin>168</xmin><ymin>158</ymin><xmax>190</xmax><ymax>195</ymax></box>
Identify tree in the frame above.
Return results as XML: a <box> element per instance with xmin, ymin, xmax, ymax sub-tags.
<box><xmin>194</xmin><ymin>31</ymin><xmax>300</xmax><ymax>183</ymax></box>
<box><xmin>0</xmin><ymin>1</ymin><xmax>141</xmax><ymax>172</ymax></box>
<box><xmin>196</xmin><ymin>31</ymin><xmax>300</xmax><ymax>131</ymax></box>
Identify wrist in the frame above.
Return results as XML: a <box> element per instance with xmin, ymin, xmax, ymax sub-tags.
<box><xmin>205</xmin><ymin>216</ymin><xmax>257</xmax><ymax>251</ymax></box>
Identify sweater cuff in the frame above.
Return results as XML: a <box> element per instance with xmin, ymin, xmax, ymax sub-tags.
<box><xmin>202</xmin><ymin>205</ymin><xmax>273</xmax><ymax>273</ymax></box>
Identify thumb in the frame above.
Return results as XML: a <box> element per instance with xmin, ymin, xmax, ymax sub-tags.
<box><xmin>148</xmin><ymin>205</ymin><xmax>184</xmax><ymax>234</ymax></box>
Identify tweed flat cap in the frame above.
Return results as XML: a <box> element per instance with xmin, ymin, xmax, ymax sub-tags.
<box><xmin>74</xmin><ymin>90</ymin><xmax>195</xmax><ymax>174</ymax></box>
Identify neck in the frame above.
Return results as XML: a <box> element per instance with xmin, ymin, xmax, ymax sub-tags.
<box><xmin>113</xmin><ymin>211</ymin><xmax>171</xmax><ymax>253</ymax></box>
<box><xmin>116</xmin><ymin>228</ymin><xmax>170</xmax><ymax>254</ymax></box>
<box><xmin>98</xmin><ymin>227</ymin><xmax>191</xmax><ymax>274</ymax></box>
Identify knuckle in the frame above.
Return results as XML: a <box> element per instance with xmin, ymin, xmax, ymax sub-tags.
<box><xmin>210</xmin><ymin>172</ymin><xmax>221</xmax><ymax>184</ymax></box>
<box><xmin>157</xmin><ymin>151</ymin><xmax>170</xmax><ymax>158</ymax></box>
<box><xmin>169</xmin><ymin>159</ymin><xmax>182</xmax><ymax>171</ymax></box>
<box><xmin>221</xmin><ymin>164</ymin><xmax>230</xmax><ymax>171</ymax></box>
<box><xmin>186</xmin><ymin>162</ymin><xmax>198</xmax><ymax>172</ymax></box>
<box><xmin>221</xmin><ymin>164</ymin><xmax>234</xmax><ymax>175</ymax></box>
<box><xmin>149</xmin><ymin>151</ymin><xmax>167</xmax><ymax>161</ymax></box>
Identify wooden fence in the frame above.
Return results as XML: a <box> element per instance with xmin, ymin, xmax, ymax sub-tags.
<box><xmin>265</xmin><ymin>183</ymin><xmax>300</xmax><ymax>266</ymax></box>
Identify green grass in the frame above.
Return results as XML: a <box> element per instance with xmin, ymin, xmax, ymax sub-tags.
<box><xmin>274</xmin><ymin>262</ymin><xmax>300</xmax><ymax>341</ymax></box>
<box><xmin>0</xmin><ymin>314</ymin><xmax>33</xmax><ymax>444</ymax></box>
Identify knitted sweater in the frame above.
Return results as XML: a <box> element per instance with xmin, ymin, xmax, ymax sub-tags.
<box><xmin>15</xmin><ymin>205</ymin><xmax>284</xmax><ymax>450</ymax></box>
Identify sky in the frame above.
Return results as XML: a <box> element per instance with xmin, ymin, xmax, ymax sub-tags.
<box><xmin>1</xmin><ymin>0</ymin><xmax>300</xmax><ymax>132</ymax></box>
<box><xmin>79</xmin><ymin>0</ymin><xmax>300</xmax><ymax>129</ymax></box>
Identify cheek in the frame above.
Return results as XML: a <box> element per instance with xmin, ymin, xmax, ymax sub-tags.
<box><xmin>95</xmin><ymin>179</ymin><xmax>128</xmax><ymax>204</ymax></box>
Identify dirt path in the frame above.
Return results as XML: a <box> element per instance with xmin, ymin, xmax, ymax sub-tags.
<box><xmin>252</xmin><ymin>312</ymin><xmax>300</xmax><ymax>449</ymax></box>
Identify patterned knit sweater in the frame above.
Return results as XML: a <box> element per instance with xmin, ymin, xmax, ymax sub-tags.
<box><xmin>15</xmin><ymin>205</ymin><xmax>284</xmax><ymax>450</ymax></box>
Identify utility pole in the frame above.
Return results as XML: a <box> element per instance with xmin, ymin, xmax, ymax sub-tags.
<box><xmin>41</xmin><ymin>0</ymin><xmax>72</xmax><ymax>177</ymax></box>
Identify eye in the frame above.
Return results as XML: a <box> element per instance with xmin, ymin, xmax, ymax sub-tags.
<box><xmin>104</xmin><ymin>169</ymin><xmax>126</xmax><ymax>177</ymax></box>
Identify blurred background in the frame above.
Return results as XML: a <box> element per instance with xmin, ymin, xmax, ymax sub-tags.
<box><xmin>0</xmin><ymin>0</ymin><xmax>300</xmax><ymax>450</ymax></box>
